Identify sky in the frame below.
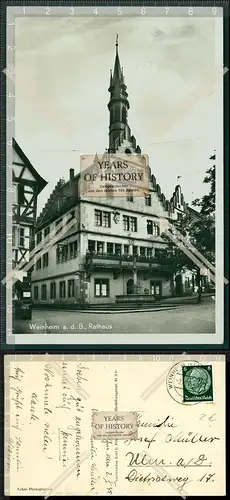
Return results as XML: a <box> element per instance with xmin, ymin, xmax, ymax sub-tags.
<box><xmin>14</xmin><ymin>14</ymin><xmax>223</xmax><ymax>215</ymax></box>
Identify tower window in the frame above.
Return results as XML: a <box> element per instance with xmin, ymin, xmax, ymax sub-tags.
<box><xmin>125</xmin><ymin>148</ymin><xmax>131</xmax><ymax>155</ymax></box>
<box><xmin>122</xmin><ymin>107</ymin><xmax>127</xmax><ymax>124</ymax></box>
<box><xmin>115</xmin><ymin>108</ymin><xmax>120</xmax><ymax>122</ymax></box>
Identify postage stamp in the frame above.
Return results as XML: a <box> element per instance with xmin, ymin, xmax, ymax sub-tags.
<box><xmin>92</xmin><ymin>411</ymin><xmax>138</xmax><ymax>440</ymax></box>
<box><xmin>182</xmin><ymin>365</ymin><xmax>214</xmax><ymax>402</ymax></box>
<box><xmin>166</xmin><ymin>360</ymin><xmax>202</xmax><ymax>405</ymax></box>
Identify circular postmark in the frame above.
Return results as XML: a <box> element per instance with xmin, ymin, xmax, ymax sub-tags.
<box><xmin>166</xmin><ymin>360</ymin><xmax>202</xmax><ymax>405</ymax></box>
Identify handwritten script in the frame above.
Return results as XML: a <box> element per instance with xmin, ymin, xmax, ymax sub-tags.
<box><xmin>4</xmin><ymin>355</ymin><xmax>225</xmax><ymax>496</ymax></box>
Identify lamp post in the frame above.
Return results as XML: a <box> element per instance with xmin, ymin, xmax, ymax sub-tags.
<box><xmin>75</xmin><ymin>269</ymin><xmax>87</xmax><ymax>307</ymax></box>
<box><xmin>128</xmin><ymin>237</ymin><xmax>138</xmax><ymax>294</ymax></box>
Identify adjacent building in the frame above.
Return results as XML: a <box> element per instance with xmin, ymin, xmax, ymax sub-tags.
<box><xmin>12</xmin><ymin>139</ymin><xmax>47</xmax><ymax>312</ymax></box>
<box><xmin>31</xmin><ymin>39</ymin><xmax>199</xmax><ymax>308</ymax></box>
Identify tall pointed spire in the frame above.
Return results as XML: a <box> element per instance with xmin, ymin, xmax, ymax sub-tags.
<box><xmin>116</xmin><ymin>33</ymin><xmax>118</xmax><ymax>53</ymax></box>
<box><xmin>113</xmin><ymin>33</ymin><xmax>122</xmax><ymax>81</ymax></box>
<box><xmin>108</xmin><ymin>36</ymin><xmax>141</xmax><ymax>154</ymax></box>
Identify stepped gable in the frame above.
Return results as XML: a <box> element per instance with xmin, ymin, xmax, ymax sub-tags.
<box><xmin>170</xmin><ymin>184</ymin><xmax>187</xmax><ymax>211</ymax></box>
<box><xmin>36</xmin><ymin>178</ymin><xmax>66</xmax><ymax>227</ymax></box>
<box><xmin>149</xmin><ymin>172</ymin><xmax>170</xmax><ymax>213</ymax></box>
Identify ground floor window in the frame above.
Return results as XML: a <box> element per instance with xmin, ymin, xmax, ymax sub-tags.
<box><xmin>34</xmin><ymin>286</ymin><xmax>39</xmax><ymax>300</ymax></box>
<box><xmin>150</xmin><ymin>280</ymin><xmax>162</xmax><ymax>296</ymax></box>
<box><xmin>94</xmin><ymin>279</ymin><xmax>109</xmax><ymax>297</ymax></box>
<box><xmin>68</xmin><ymin>279</ymin><xmax>75</xmax><ymax>298</ymax></box>
<box><xmin>184</xmin><ymin>277</ymin><xmax>190</xmax><ymax>290</ymax></box>
<box><xmin>50</xmin><ymin>282</ymin><xmax>56</xmax><ymax>299</ymax></box>
<box><xmin>41</xmin><ymin>284</ymin><xmax>47</xmax><ymax>300</ymax></box>
<box><xmin>59</xmin><ymin>281</ymin><xmax>66</xmax><ymax>298</ymax></box>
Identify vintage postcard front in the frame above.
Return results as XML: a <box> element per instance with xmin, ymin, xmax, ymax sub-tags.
<box><xmin>3</xmin><ymin>6</ymin><xmax>225</xmax><ymax>346</ymax></box>
<box><xmin>4</xmin><ymin>354</ymin><xmax>226</xmax><ymax>496</ymax></box>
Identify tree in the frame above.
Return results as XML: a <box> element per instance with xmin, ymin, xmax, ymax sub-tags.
<box><xmin>159</xmin><ymin>155</ymin><xmax>215</xmax><ymax>302</ymax></box>
<box><xmin>192</xmin><ymin>157</ymin><xmax>215</xmax><ymax>216</ymax></box>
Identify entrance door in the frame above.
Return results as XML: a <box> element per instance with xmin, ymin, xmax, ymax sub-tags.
<box><xmin>175</xmin><ymin>274</ymin><xmax>183</xmax><ymax>296</ymax></box>
<box><xmin>127</xmin><ymin>278</ymin><xmax>134</xmax><ymax>295</ymax></box>
<box><xmin>150</xmin><ymin>280</ymin><xmax>162</xmax><ymax>297</ymax></box>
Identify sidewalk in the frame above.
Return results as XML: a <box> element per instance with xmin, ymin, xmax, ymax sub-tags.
<box><xmin>32</xmin><ymin>294</ymin><xmax>214</xmax><ymax>314</ymax></box>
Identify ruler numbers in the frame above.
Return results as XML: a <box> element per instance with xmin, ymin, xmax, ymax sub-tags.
<box><xmin>6</xmin><ymin>6</ymin><xmax>221</xmax><ymax>18</ymax></box>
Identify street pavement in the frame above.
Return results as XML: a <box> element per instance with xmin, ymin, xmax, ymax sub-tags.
<box><xmin>14</xmin><ymin>301</ymin><xmax>215</xmax><ymax>335</ymax></box>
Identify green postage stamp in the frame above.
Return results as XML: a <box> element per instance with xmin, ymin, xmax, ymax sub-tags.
<box><xmin>182</xmin><ymin>365</ymin><xmax>214</xmax><ymax>402</ymax></box>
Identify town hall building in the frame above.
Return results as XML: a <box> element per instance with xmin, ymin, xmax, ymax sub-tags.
<box><xmin>31</xmin><ymin>38</ymin><xmax>198</xmax><ymax>308</ymax></box>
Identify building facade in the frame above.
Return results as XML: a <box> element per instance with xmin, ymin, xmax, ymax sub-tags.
<box><xmin>31</xmin><ymin>39</ymin><xmax>198</xmax><ymax>308</ymax></box>
<box><xmin>12</xmin><ymin>139</ymin><xmax>47</xmax><ymax>315</ymax></box>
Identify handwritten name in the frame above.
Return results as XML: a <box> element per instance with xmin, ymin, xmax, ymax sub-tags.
<box><xmin>137</xmin><ymin>415</ymin><xmax>177</xmax><ymax>429</ymax></box>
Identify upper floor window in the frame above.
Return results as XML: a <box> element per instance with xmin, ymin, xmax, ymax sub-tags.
<box><xmin>97</xmin><ymin>242</ymin><xmax>104</xmax><ymax>254</ymax></box>
<box><xmin>115</xmin><ymin>244</ymin><xmax>121</xmax><ymax>255</ymax></box>
<box><xmin>88</xmin><ymin>240</ymin><xmax>96</xmax><ymax>253</ymax></box>
<box><xmin>44</xmin><ymin>226</ymin><xmax>50</xmax><ymax>238</ymax></box>
<box><xmin>42</xmin><ymin>252</ymin><xmax>49</xmax><ymax>268</ymax></box>
<box><xmin>145</xmin><ymin>194</ymin><xmax>151</xmax><ymax>206</ymax></box>
<box><xmin>147</xmin><ymin>220</ymin><xmax>160</xmax><ymax>236</ymax></box>
<box><xmin>61</xmin><ymin>245</ymin><xmax>69</xmax><ymax>262</ymax></box>
<box><xmin>95</xmin><ymin>209</ymin><xmax>111</xmax><ymax>228</ymax></box>
<box><xmin>69</xmin><ymin>240</ymin><xmax>78</xmax><ymax>259</ymax></box>
<box><xmin>130</xmin><ymin>216</ymin><xmax>137</xmax><ymax>232</ymax></box>
<box><xmin>36</xmin><ymin>231</ymin><xmax>42</xmax><ymax>245</ymax></box>
<box><xmin>55</xmin><ymin>218</ymin><xmax>63</xmax><ymax>235</ymax></box>
<box><xmin>19</xmin><ymin>227</ymin><xmax>25</xmax><ymax>247</ymax></box>
<box><xmin>107</xmin><ymin>242</ymin><xmax>114</xmax><ymax>255</ymax></box>
<box><xmin>67</xmin><ymin>210</ymin><xmax>75</xmax><ymax>224</ymax></box>
<box><xmin>36</xmin><ymin>257</ymin><xmax>41</xmax><ymax>270</ymax></box>
<box><xmin>56</xmin><ymin>248</ymin><xmax>61</xmax><ymax>264</ymax></box>
<box><xmin>123</xmin><ymin>215</ymin><xmax>137</xmax><ymax>232</ymax></box>
<box><xmin>127</xmin><ymin>194</ymin><xmax>134</xmax><ymax>202</ymax></box>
